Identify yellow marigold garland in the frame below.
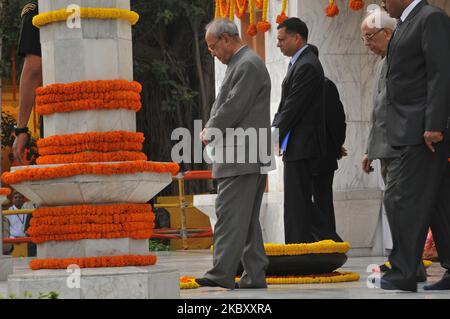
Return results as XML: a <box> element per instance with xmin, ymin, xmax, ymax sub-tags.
<box><xmin>234</xmin><ymin>0</ymin><xmax>248</xmax><ymax>19</ymax></box>
<box><xmin>36</xmin><ymin>151</ymin><xmax>148</xmax><ymax>165</ymax></box>
<box><xmin>264</xmin><ymin>240</ymin><xmax>350</xmax><ymax>256</ymax></box>
<box><xmin>247</xmin><ymin>0</ymin><xmax>258</xmax><ymax>36</ymax></box>
<box><xmin>256</xmin><ymin>0</ymin><xmax>271</xmax><ymax>32</ymax></box>
<box><xmin>32</xmin><ymin>8</ymin><xmax>140</xmax><ymax>28</ymax></box>
<box><xmin>265</xmin><ymin>272</ymin><xmax>360</xmax><ymax>285</ymax></box>
<box><xmin>276</xmin><ymin>0</ymin><xmax>288</xmax><ymax>24</ymax></box>
<box><xmin>180</xmin><ymin>276</ymin><xmax>200</xmax><ymax>289</ymax></box>
<box><xmin>180</xmin><ymin>272</ymin><xmax>360</xmax><ymax>289</ymax></box>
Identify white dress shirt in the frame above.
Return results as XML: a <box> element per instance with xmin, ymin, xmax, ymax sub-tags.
<box><xmin>400</xmin><ymin>0</ymin><xmax>422</xmax><ymax>22</ymax></box>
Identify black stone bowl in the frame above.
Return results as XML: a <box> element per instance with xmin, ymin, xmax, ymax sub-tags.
<box><xmin>237</xmin><ymin>253</ymin><xmax>348</xmax><ymax>276</ymax></box>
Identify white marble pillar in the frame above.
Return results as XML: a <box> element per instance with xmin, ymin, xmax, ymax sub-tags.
<box><xmin>39</xmin><ymin>0</ymin><xmax>136</xmax><ymax>136</ymax></box>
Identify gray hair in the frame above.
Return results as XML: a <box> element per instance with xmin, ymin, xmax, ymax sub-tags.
<box><xmin>206</xmin><ymin>18</ymin><xmax>240</xmax><ymax>38</ymax></box>
<box><xmin>362</xmin><ymin>8</ymin><xmax>397</xmax><ymax>30</ymax></box>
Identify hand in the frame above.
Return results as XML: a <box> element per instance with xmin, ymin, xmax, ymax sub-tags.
<box><xmin>12</xmin><ymin>133</ymin><xmax>29</xmax><ymax>165</ymax></box>
<box><xmin>362</xmin><ymin>154</ymin><xmax>373</xmax><ymax>174</ymax></box>
<box><xmin>424</xmin><ymin>131</ymin><xmax>443</xmax><ymax>152</ymax></box>
<box><xmin>339</xmin><ymin>146</ymin><xmax>348</xmax><ymax>159</ymax></box>
<box><xmin>200</xmin><ymin>128</ymin><xmax>209</xmax><ymax>145</ymax></box>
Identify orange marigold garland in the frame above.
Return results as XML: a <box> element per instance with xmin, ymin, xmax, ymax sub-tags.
<box><xmin>36</xmin><ymin>96</ymin><xmax>142</xmax><ymax>116</ymax></box>
<box><xmin>276</xmin><ymin>0</ymin><xmax>288</xmax><ymax>24</ymax></box>
<box><xmin>234</xmin><ymin>0</ymin><xmax>248</xmax><ymax>19</ymax></box>
<box><xmin>36</xmin><ymin>80</ymin><xmax>142</xmax><ymax>96</ymax></box>
<box><xmin>36</xmin><ymin>151</ymin><xmax>148</xmax><ymax>165</ymax></box>
<box><xmin>0</xmin><ymin>188</ymin><xmax>11</xmax><ymax>196</ymax></box>
<box><xmin>28</xmin><ymin>221</ymin><xmax>153</xmax><ymax>237</ymax></box>
<box><xmin>256</xmin><ymin>0</ymin><xmax>270</xmax><ymax>32</ymax></box>
<box><xmin>2</xmin><ymin>161</ymin><xmax>180</xmax><ymax>185</ymax></box>
<box><xmin>255</xmin><ymin>0</ymin><xmax>264</xmax><ymax>10</ymax></box>
<box><xmin>36</xmin><ymin>80</ymin><xmax>142</xmax><ymax>115</ymax></box>
<box><xmin>38</xmin><ymin>131</ymin><xmax>144</xmax><ymax>149</ymax></box>
<box><xmin>28</xmin><ymin>203</ymin><xmax>155</xmax><ymax>244</ymax></box>
<box><xmin>326</xmin><ymin>0</ymin><xmax>340</xmax><ymax>17</ymax></box>
<box><xmin>30</xmin><ymin>230</ymin><xmax>153</xmax><ymax>244</ymax></box>
<box><xmin>349</xmin><ymin>0</ymin><xmax>365</xmax><ymax>11</ymax></box>
<box><xmin>247</xmin><ymin>0</ymin><xmax>258</xmax><ymax>36</ymax></box>
<box><xmin>38</xmin><ymin>141</ymin><xmax>143</xmax><ymax>156</ymax></box>
<box><xmin>29</xmin><ymin>255</ymin><xmax>157</xmax><ymax>270</ymax></box>
<box><xmin>31</xmin><ymin>203</ymin><xmax>153</xmax><ymax>218</ymax></box>
<box><xmin>215</xmin><ymin>0</ymin><xmax>231</xmax><ymax>18</ymax></box>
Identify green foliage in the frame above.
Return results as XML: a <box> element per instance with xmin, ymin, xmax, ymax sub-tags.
<box><xmin>0</xmin><ymin>0</ymin><xmax>27</xmax><ymax>78</ymax></box>
<box><xmin>1</xmin><ymin>112</ymin><xmax>17</xmax><ymax>149</ymax></box>
<box><xmin>149</xmin><ymin>239</ymin><xmax>170</xmax><ymax>252</ymax></box>
<box><xmin>0</xmin><ymin>291</ymin><xmax>59</xmax><ymax>299</ymax></box>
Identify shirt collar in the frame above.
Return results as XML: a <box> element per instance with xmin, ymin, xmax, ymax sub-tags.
<box><xmin>290</xmin><ymin>44</ymin><xmax>309</xmax><ymax>67</ymax></box>
<box><xmin>400</xmin><ymin>0</ymin><xmax>422</xmax><ymax>22</ymax></box>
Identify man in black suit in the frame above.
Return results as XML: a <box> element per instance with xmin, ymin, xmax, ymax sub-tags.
<box><xmin>309</xmin><ymin>44</ymin><xmax>346</xmax><ymax>242</ymax></box>
<box><xmin>382</xmin><ymin>0</ymin><xmax>450</xmax><ymax>292</ymax></box>
<box><xmin>272</xmin><ymin>18</ymin><xmax>326</xmax><ymax>244</ymax></box>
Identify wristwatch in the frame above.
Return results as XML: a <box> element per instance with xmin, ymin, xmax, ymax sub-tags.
<box><xmin>14</xmin><ymin>126</ymin><xmax>29</xmax><ymax>136</ymax></box>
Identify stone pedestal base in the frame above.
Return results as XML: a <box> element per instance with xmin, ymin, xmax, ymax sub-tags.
<box><xmin>0</xmin><ymin>256</ymin><xmax>13</xmax><ymax>281</ymax></box>
<box><xmin>8</xmin><ymin>265</ymin><xmax>180</xmax><ymax>299</ymax></box>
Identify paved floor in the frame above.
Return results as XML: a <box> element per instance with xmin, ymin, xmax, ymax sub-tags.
<box><xmin>1</xmin><ymin>250</ymin><xmax>449</xmax><ymax>299</ymax></box>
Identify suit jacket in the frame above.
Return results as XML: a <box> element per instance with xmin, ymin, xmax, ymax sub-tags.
<box><xmin>367</xmin><ymin>58</ymin><xmax>401</xmax><ymax>160</ymax></box>
<box><xmin>272</xmin><ymin>46</ymin><xmax>326</xmax><ymax>162</ymax></box>
<box><xmin>386</xmin><ymin>0</ymin><xmax>450</xmax><ymax>147</ymax></box>
<box><xmin>317</xmin><ymin>77</ymin><xmax>346</xmax><ymax>173</ymax></box>
<box><xmin>205</xmin><ymin>46</ymin><xmax>272</xmax><ymax>179</ymax></box>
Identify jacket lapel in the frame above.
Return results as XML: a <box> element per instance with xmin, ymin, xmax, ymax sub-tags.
<box><xmin>387</xmin><ymin>1</ymin><xmax>426</xmax><ymax>73</ymax></box>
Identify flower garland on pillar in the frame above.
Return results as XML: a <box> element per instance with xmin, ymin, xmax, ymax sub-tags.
<box><xmin>326</xmin><ymin>0</ymin><xmax>340</xmax><ymax>18</ymax></box>
<box><xmin>247</xmin><ymin>0</ymin><xmax>258</xmax><ymax>36</ymax></box>
<box><xmin>349</xmin><ymin>0</ymin><xmax>365</xmax><ymax>11</ymax></box>
<box><xmin>234</xmin><ymin>0</ymin><xmax>248</xmax><ymax>19</ymax></box>
<box><xmin>256</xmin><ymin>0</ymin><xmax>271</xmax><ymax>32</ymax></box>
<box><xmin>276</xmin><ymin>0</ymin><xmax>288</xmax><ymax>24</ymax></box>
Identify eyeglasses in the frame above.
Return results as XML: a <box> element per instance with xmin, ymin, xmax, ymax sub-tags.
<box><xmin>208</xmin><ymin>37</ymin><xmax>223</xmax><ymax>53</ymax></box>
<box><xmin>361</xmin><ymin>28</ymin><xmax>384</xmax><ymax>43</ymax></box>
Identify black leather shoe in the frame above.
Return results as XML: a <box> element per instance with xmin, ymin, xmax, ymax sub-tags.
<box><xmin>380</xmin><ymin>278</ymin><xmax>417</xmax><ymax>292</ymax></box>
<box><xmin>423</xmin><ymin>276</ymin><xmax>450</xmax><ymax>290</ymax></box>
<box><xmin>195</xmin><ymin>277</ymin><xmax>234</xmax><ymax>289</ymax></box>
<box><xmin>379</xmin><ymin>263</ymin><xmax>390</xmax><ymax>272</ymax></box>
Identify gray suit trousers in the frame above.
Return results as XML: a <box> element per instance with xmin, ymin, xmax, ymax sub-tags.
<box><xmin>383</xmin><ymin>141</ymin><xmax>450</xmax><ymax>285</ymax></box>
<box><xmin>205</xmin><ymin>173</ymin><xmax>269</xmax><ymax>289</ymax></box>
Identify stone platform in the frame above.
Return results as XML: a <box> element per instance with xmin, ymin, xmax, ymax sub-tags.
<box><xmin>8</xmin><ymin>264</ymin><xmax>179</xmax><ymax>299</ymax></box>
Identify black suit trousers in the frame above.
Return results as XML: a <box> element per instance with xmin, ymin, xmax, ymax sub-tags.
<box><xmin>383</xmin><ymin>141</ymin><xmax>450</xmax><ymax>286</ymax></box>
<box><xmin>284</xmin><ymin>159</ymin><xmax>316</xmax><ymax>244</ymax></box>
<box><xmin>311</xmin><ymin>171</ymin><xmax>343</xmax><ymax>242</ymax></box>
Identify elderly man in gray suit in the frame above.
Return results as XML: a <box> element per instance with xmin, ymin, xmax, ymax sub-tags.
<box><xmin>196</xmin><ymin>19</ymin><xmax>272</xmax><ymax>289</ymax></box>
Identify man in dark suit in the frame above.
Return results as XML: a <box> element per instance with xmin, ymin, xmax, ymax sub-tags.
<box><xmin>382</xmin><ymin>0</ymin><xmax>450</xmax><ymax>292</ymax></box>
<box><xmin>309</xmin><ymin>44</ymin><xmax>346</xmax><ymax>242</ymax></box>
<box><xmin>272</xmin><ymin>18</ymin><xmax>326</xmax><ymax>244</ymax></box>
